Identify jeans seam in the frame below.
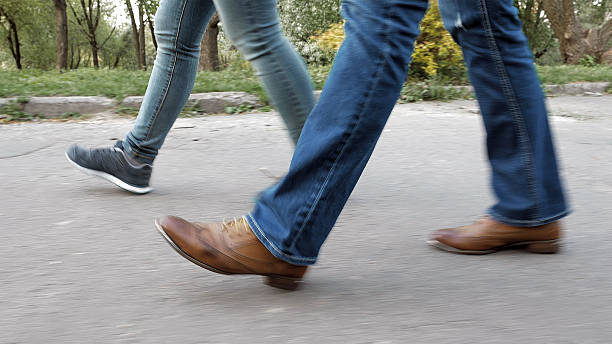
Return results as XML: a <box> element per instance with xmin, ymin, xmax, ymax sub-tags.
<box><xmin>246</xmin><ymin>213</ymin><xmax>316</xmax><ymax>263</ymax></box>
<box><xmin>267</xmin><ymin>49</ymin><xmax>304</xmax><ymax>142</ymax></box>
<box><xmin>144</xmin><ymin>0</ymin><xmax>190</xmax><ymax>142</ymax></box>
<box><xmin>286</xmin><ymin>2</ymin><xmax>393</xmax><ymax>252</ymax></box>
<box><xmin>478</xmin><ymin>0</ymin><xmax>540</xmax><ymax>220</ymax></box>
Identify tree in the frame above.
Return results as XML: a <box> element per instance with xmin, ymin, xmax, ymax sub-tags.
<box><xmin>311</xmin><ymin>2</ymin><xmax>466</xmax><ymax>81</ymax></box>
<box><xmin>541</xmin><ymin>0</ymin><xmax>612</xmax><ymax>63</ymax></box>
<box><xmin>0</xmin><ymin>4</ymin><xmax>22</xmax><ymax>69</ymax></box>
<box><xmin>199</xmin><ymin>12</ymin><xmax>220</xmax><ymax>71</ymax></box>
<box><xmin>125</xmin><ymin>0</ymin><xmax>147</xmax><ymax>69</ymax></box>
<box><xmin>277</xmin><ymin>0</ymin><xmax>342</xmax><ymax>63</ymax></box>
<box><xmin>142</xmin><ymin>0</ymin><xmax>157</xmax><ymax>50</ymax></box>
<box><xmin>515</xmin><ymin>0</ymin><xmax>556</xmax><ymax>59</ymax></box>
<box><xmin>69</xmin><ymin>0</ymin><xmax>114</xmax><ymax>68</ymax></box>
<box><xmin>53</xmin><ymin>0</ymin><xmax>69</xmax><ymax>70</ymax></box>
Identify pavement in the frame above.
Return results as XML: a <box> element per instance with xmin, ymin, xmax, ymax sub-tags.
<box><xmin>1</xmin><ymin>95</ymin><xmax>612</xmax><ymax>343</ymax></box>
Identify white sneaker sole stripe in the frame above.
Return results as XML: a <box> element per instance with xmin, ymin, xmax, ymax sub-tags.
<box><xmin>65</xmin><ymin>152</ymin><xmax>153</xmax><ymax>194</ymax></box>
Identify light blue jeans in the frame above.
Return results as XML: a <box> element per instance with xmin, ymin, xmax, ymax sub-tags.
<box><xmin>123</xmin><ymin>0</ymin><xmax>315</xmax><ymax>164</ymax></box>
<box><xmin>247</xmin><ymin>0</ymin><xmax>568</xmax><ymax>266</ymax></box>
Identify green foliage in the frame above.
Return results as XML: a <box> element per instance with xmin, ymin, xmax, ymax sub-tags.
<box><xmin>536</xmin><ymin>64</ymin><xmax>612</xmax><ymax>84</ymax></box>
<box><xmin>224</xmin><ymin>104</ymin><xmax>254</xmax><ymax>114</ymax></box>
<box><xmin>409</xmin><ymin>2</ymin><xmax>465</xmax><ymax>81</ymax></box>
<box><xmin>115</xmin><ymin>106</ymin><xmax>139</xmax><ymax>117</ymax></box>
<box><xmin>0</xmin><ymin>100</ymin><xmax>41</xmax><ymax>123</ymax></box>
<box><xmin>514</xmin><ymin>0</ymin><xmax>556</xmax><ymax>62</ymax></box>
<box><xmin>579</xmin><ymin>55</ymin><xmax>598</xmax><ymax>67</ymax></box>
<box><xmin>3</xmin><ymin>65</ymin><xmax>612</xmax><ymax>107</ymax></box>
<box><xmin>310</xmin><ymin>2</ymin><xmax>467</xmax><ymax>82</ymax></box>
<box><xmin>60</xmin><ymin>111</ymin><xmax>84</xmax><ymax>119</ymax></box>
<box><xmin>277</xmin><ymin>0</ymin><xmax>342</xmax><ymax>64</ymax></box>
<box><xmin>193</xmin><ymin>63</ymin><xmax>267</xmax><ymax>103</ymax></box>
<box><xmin>309</xmin><ymin>63</ymin><xmax>332</xmax><ymax>89</ymax></box>
<box><xmin>0</xmin><ymin>68</ymin><xmax>150</xmax><ymax>99</ymax></box>
<box><xmin>575</xmin><ymin>0</ymin><xmax>612</xmax><ymax>27</ymax></box>
<box><xmin>311</xmin><ymin>21</ymin><xmax>344</xmax><ymax>52</ymax></box>
<box><xmin>0</xmin><ymin>0</ymin><xmax>56</xmax><ymax>69</ymax></box>
<box><xmin>400</xmin><ymin>79</ymin><xmax>473</xmax><ymax>103</ymax></box>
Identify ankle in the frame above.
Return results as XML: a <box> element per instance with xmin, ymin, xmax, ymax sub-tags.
<box><xmin>122</xmin><ymin>149</ymin><xmax>151</xmax><ymax>168</ymax></box>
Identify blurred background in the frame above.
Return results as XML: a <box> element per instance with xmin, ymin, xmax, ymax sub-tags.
<box><xmin>0</xmin><ymin>0</ymin><xmax>611</xmax><ymax>121</ymax></box>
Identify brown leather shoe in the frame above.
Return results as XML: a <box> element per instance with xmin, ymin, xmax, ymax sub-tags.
<box><xmin>428</xmin><ymin>216</ymin><xmax>561</xmax><ymax>254</ymax></box>
<box><xmin>155</xmin><ymin>215</ymin><xmax>307</xmax><ymax>290</ymax></box>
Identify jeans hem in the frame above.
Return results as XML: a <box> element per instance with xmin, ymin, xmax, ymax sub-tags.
<box><xmin>123</xmin><ymin>141</ymin><xmax>155</xmax><ymax>165</ymax></box>
<box><xmin>245</xmin><ymin>213</ymin><xmax>316</xmax><ymax>266</ymax></box>
<box><xmin>488</xmin><ymin>208</ymin><xmax>570</xmax><ymax>227</ymax></box>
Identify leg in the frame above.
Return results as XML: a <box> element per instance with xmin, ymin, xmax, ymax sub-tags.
<box><xmin>156</xmin><ymin>0</ymin><xmax>429</xmax><ymax>288</ymax></box>
<box><xmin>246</xmin><ymin>0</ymin><xmax>429</xmax><ymax>265</ymax></box>
<box><xmin>438</xmin><ymin>0</ymin><xmax>568</xmax><ymax>225</ymax></box>
<box><xmin>212</xmin><ymin>0</ymin><xmax>315</xmax><ymax>144</ymax></box>
<box><xmin>428</xmin><ymin>0</ymin><xmax>568</xmax><ymax>255</ymax></box>
<box><xmin>124</xmin><ymin>0</ymin><xmax>216</xmax><ymax>164</ymax></box>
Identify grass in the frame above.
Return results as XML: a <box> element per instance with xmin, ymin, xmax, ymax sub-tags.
<box><xmin>0</xmin><ymin>64</ymin><xmax>610</xmax><ymax>105</ymax></box>
<box><xmin>0</xmin><ymin>63</ymin><xmax>328</xmax><ymax>103</ymax></box>
<box><xmin>536</xmin><ymin>65</ymin><xmax>612</xmax><ymax>85</ymax></box>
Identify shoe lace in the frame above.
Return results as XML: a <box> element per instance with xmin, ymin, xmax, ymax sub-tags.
<box><xmin>90</xmin><ymin>145</ymin><xmax>124</xmax><ymax>169</ymax></box>
<box><xmin>222</xmin><ymin>217</ymin><xmax>250</xmax><ymax>236</ymax></box>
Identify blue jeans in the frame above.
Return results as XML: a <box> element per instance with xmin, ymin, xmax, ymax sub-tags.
<box><xmin>124</xmin><ymin>0</ymin><xmax>315</xmax><ymax>164</ymax></box>
<box><xmin>247</xmin><ymin>0</ymin><xmax>569</xmax><ymax>266</ymax></box>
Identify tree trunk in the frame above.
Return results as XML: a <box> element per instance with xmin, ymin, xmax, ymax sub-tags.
<box><xmin>9</xmin><ymin>18</ymin><xmax>22</xmax><ymax>69</ymax></box>
<box><xmin>125</xmin><ymin>0</ymin><xmax>142</xmax><ymax>69</ymax></box>
<box><xmin>92</xmin><ymin>42</ymin><xmax>99</xmax><ymax>68</ymax></box>
<box><xmin>541</xmin><ymin>0</ymin><xmax>612</xmax><ymax>64</ymax></box>
<box><xmin>0</xmin><ymin>7</ymin><xmax>22</xmax><ymax>69</ymax></box>
<box><xmin>68</xmin><ymin>0</ymin><xmax>103</xmax><ymax>68</ymax></box>
<box><xmin>70</xmin><ymin>43</ymin><xmax>74</xmax><ymax>69</ymax></box>
<box><xmin>53</xmin><ymin>0</ymin><xmax>69</xmax><ymax>70</ymax></box>
<box><xmin>199</xmin><ymin>13</ymin><xmax>220</xmax><ymax>71</ymax></box>
<box><xmin>75</xmin><ymin>47</ymin><xmax>81</xmax><ymax>69</ymax></box>
<box><xmin>138</xmin><ymin>2</ymin><xmax>146</xmax><ymax>69</ymax></box>
<box><xmin>146</xmin><ymin>9</ymin><xmax>157</xmax><ymax>51</ymax></box>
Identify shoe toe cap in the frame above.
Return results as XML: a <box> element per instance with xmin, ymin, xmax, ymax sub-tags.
<box><xmin>66</xmin><ymin>144</ymin><xmax>79</xmax><ymax>160</ymax></box>
<box><xmin>430</xmin><ymin>228</ymin><xmax>454</xmax><ymax>242</ymax></box>
<box><xmin>156</xmin><ymin>216</ymin><xmax>205</xmax><ymax>253</ymax></box>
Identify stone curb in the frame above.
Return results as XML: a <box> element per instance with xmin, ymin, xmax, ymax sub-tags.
<box><xmin>119</xmin><ymin>91</ymin><xmax>259</xmax><ymax>114</ymax></box>
<box><xmin>0</xmin><ymin>91</ymin><xmax>259</xmax><ymax>118</ymax></box>
<box><xmin>0</xmin><ymin>82</ymin><xmax>609</xmax><ymax>118</ymax></box>
<box><xmin>445</xmin><ymin>82</ymin><xmax>611</xmax><ymax>97</ymax></box>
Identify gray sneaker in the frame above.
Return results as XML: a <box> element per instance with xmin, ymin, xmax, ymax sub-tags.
<box><xmin>66</xmin><ymin>140</ymin><xmax>153</xmax><ymax>194</ymax></box>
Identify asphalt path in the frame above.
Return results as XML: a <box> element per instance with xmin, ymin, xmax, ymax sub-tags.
<box><xmin>1</xmin><ymin>95</ymin><xmax>611</xmax><ymax>343</ymax></box>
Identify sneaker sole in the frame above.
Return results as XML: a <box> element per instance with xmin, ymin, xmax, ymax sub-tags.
<box><xmin>65</xmin><ymin>152</ymin><xmax>153</xmax><ymax>194</ymax></box>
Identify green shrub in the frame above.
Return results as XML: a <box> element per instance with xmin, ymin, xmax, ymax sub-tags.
<box><xmin>311</xmin><ymin>1</ymin><xmax>466</xmax><ymax>82</ymax></box>
<box><xmin>409</xmin><ymin>2</ymin><xmax>465</xmax><ymax>81</ymax></box>
<box><xmin>579</xmin><ymin>55</ymin><xmax>598</xmax><ymax>68</ymax></box>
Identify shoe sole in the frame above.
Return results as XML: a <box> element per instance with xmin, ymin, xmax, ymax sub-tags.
<box><xmin>426</xmin><ymin>239</ymin><xmax>561</xmax><ymax>255</ymax></box>
<box><xmin>154</xmin><ymin>218</ymin><xmax>302</xmax><ymax>290</ymax></box>
<box><xmin>66</xmin><ymin>152</ymin><xmax>153</xmax><ymax>194</ymax></box>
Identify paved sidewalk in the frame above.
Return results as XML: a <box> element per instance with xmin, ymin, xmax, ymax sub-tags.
<box><xmin>1</xmin><ymin>96</ymin><xmax>611</xmax><ymax>343</ymax></box>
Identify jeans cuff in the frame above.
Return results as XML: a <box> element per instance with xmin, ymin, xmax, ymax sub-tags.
<box><xmin>122</xmin><ymin>140</ymin><xmax>155</xmax><ymax>165</ymax></box>
<box><xmin>245</xmin><ymin>213</ymin><xmax>316</xmax><ymax>266</ymax></box>
<box><xmin>488</xmin><ymin>208</ymin><xmax>570</xmax><ymax>227</ymax></box>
